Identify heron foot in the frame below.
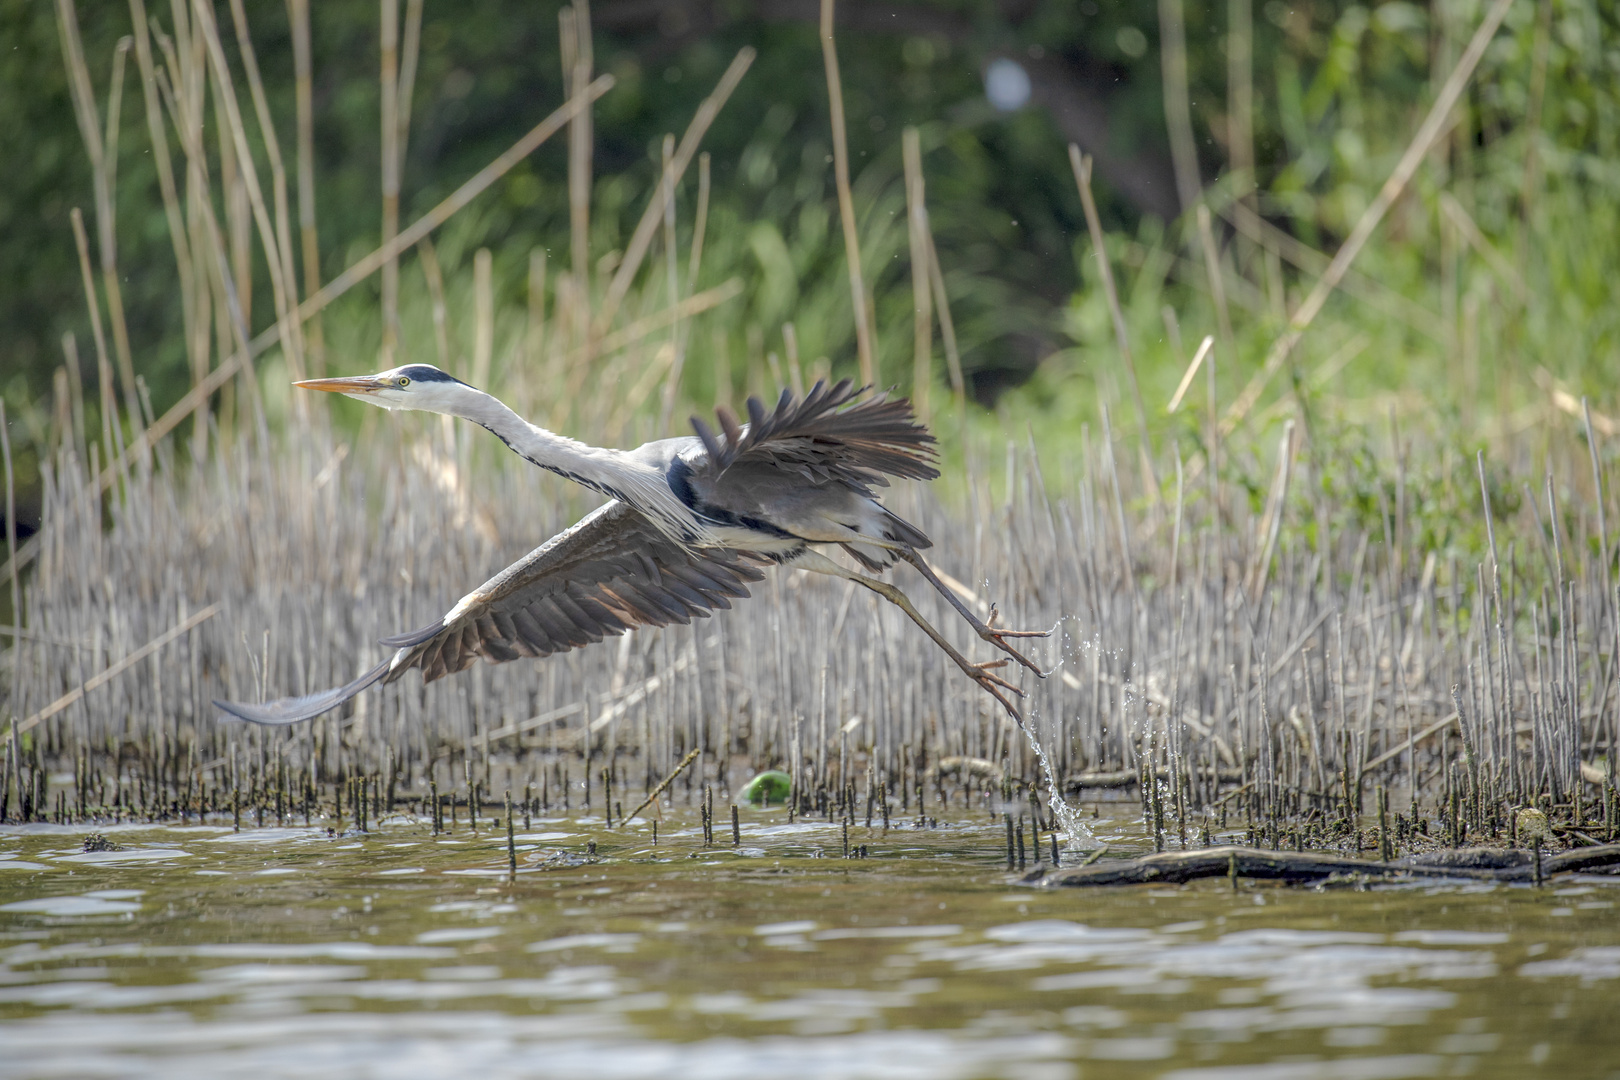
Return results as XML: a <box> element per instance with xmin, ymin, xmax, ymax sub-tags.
<box><xmin>978</xmin><ymin>607</ymin><xmax>1054</xmax><ymax>678</ymax></box>
<box><xmin>967</xmin><ymin>658</ymin><xmax>1024</xmax><ymax>697</ymax></box>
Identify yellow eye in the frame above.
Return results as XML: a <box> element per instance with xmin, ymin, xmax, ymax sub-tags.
<box><xmin>398</xmin><ymin>376</ymin><xmax>411</xmax><ymax>387</ymax></box>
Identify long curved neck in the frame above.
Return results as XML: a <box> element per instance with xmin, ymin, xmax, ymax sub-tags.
<box><xmin>438</xmin><ymin>388</ymin><xmax>626</xmax><ymax>495</ymax></box>
<box><xmin>436</xmin><ymin>386</ymin><xmax>699</xmax><ymax>538</ymax></box>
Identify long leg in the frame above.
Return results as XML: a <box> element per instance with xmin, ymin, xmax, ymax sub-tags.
<box><xmin>895</xmin><ymin>548</ymin><xmax>1052</xmax><ymax>678</ymax></box>
<box><xmin>794</xmin><ymin>551</ymin><xmax>1026</xmax><ymax>726</ymax></box>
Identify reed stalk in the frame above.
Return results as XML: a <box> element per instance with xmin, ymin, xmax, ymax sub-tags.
<box><xmin>56</xmin><ymin>0</ymin><xmax>145</xmax><ymax>436</ymax></box>
<box><xmin>596</xmin><ymin>49</ymin><xmax>753</xmax><ymax>339</ymax></box>
<box><xmin>0</xmin><ymin>78</ymin><xmax>610</xmax><ymax>578</ymax></box>
<box><xmin>923</xmin><ymin>229</ymin><xmax>965</xmax><ymax>414</ymax></box>
<box><xmin>1070</xmin><ymin>146</ymin><xmax>1159</xmax><ymax>502</ymax></box>
<box><xmin>286</xmin><ymin>0</ymin><xmax>323</xmax><ymax>375</ymax></box>
<box><xmin>1157</xmin><ymin>0</ymin><xmax>1201</xmax><ymax>217</ymax></box>
<box><xmin>379</xmin><ymin>0</ymin><xmax>399</xmax><ymax>364</ymax></box>
<box><xmin>1222</xmin><ymin>0</ymin><xmax>1517</xmax><ymax>436</ymax></box>
<box><xmin>902</xmin><ymin>127</ymin><xmax>933</xmax><ymax>423</ymax></box>
<box><xmin>1227</xmin><ymin>0</ymin><xmax>1255</xmax><ymax>208</ymax></box>
<box><xmin>819</xmin><ymin>0</ymin><xmax>875</xmax><ymax>387</ymax></box>
<box><xmin>565</xmin><ymin>6</ymin><xmax>594</xmax><ymax>294</ymax></box>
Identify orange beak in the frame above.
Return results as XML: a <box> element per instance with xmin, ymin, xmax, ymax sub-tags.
<box><xmin>294</xmin><ymin>375</ymin><xmax>389</xmax><ymax>396</ymax></box>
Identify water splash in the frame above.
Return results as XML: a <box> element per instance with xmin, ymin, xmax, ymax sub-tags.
<box><xmin>1018</xmin><ymin>721</ymin><xmax>1097</xmax><ymax>851</ymax></box>
<box><xmin>1023</xmin><ymin>616</ymin><xmax>1097</xmax><ymax>851</ymax></box>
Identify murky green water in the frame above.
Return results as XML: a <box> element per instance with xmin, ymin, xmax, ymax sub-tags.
<box><xmin>2</xmin><ymin>806</ymin><xmax>1617</xmax><ymax>1079</ymax></box>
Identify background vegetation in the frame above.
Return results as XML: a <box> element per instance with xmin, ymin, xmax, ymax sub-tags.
<box><xmin>3</xmin><ymin>0</ymin><xmax>1619</xmax><ymax>854</ymax></box>
<box><xmin>2</xmin><ymin>0</ymin><xmax>1619</xmax><ymax>559</ymax></box>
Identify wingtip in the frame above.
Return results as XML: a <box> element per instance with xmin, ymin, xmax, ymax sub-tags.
<box><xmin>211</xmin><ymin>658</ymin><xmax>392</xmax><ymax>727</ymax></box>
<box><xmin>213</xmin><ymin>697</ymin><xmax>309</xmax><ymax>727</ymax></box>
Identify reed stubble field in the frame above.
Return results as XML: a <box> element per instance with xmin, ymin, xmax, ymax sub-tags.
<box><xmin>6</xmin><ymin>364</ymin><xmax>1619</xmax><ymax>864</ymax></box>
<box><xmin>2</xmin><ymin>0</ymin><xmax>1618</xmax><ymax>874</ymax></box>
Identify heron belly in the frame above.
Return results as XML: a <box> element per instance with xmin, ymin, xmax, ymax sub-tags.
<box><xmin>700</xmin><ymin>525</ymin><xmax>806</xmax><ymax>557</ymax></box>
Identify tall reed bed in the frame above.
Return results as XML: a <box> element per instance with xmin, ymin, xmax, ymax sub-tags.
<box><xmin>3</xmin><ymin>0</ymin><xmax>1617</xmax><ymax>854</ymax></box>
<box><xmin>5</xmin><ymin>386</ymin><xmax>1618</xmax><ymax>854</ymax></box>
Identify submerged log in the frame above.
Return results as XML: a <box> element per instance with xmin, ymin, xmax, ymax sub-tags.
<box><xmin>1036</xmin><ymin>844</ymin><xmax>1620</xmax><ymax>887</ymax></box>
<box><xmin>1066</xmin><ymin>767</ymin><xmax>1244</xmax><ymax>790</ymax></box>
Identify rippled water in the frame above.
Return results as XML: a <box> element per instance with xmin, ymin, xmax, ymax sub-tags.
<box><xmin>2</xmin><ymin>807</ymin><xmax>1617</xmax><ymax>1079</ymax></box>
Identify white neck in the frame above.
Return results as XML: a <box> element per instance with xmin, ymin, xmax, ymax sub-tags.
<box><xmin>433</xmin><ymin>386</ymin><xmax>701</xmax><ymax>540</ymax></box>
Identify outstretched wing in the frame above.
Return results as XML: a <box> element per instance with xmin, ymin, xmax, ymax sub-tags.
<box><xmin>382</xmin><ymin>500</ymin><xmax>768</xmax><ymax>681</ymax></box>
<box><xmin>689</xmin><ymin>379</ymin><xmax>939</xmax><ymax>492</ymax></box>
<box><xmin>216</xmin><ymin>501</ymin><xmax>767</xmax><ymax>726</ymax></box>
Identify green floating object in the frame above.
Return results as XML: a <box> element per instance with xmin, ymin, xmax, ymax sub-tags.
<box><xmin>741</xmin><ymin>770</ymin><xmax>792</xmax><ymax>807</ymax></box>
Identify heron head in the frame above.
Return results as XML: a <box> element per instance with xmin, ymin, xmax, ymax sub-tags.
<box><xmin>295</xmin><ymin>364</ymin><xmax>469</xmax><ymax>412</ymax></box>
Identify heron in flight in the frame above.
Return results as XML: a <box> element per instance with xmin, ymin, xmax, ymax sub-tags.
<box><xmin>214</xmin><ymin>364</ymin><xmax>1046</xmax><ymax>726</ymax></box>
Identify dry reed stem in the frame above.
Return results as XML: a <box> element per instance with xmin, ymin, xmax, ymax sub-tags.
<box><xmin>527</xmin><ymin>247</ymin><xmax>547</xmax><ymax>374</ymax></box>
<box><xmin>1227</xmin><ymin>0</ymin><xmax>1255</xmax><ymax>208</ymax></box>
<box><xmin>820</xmin><ymin>0</ymin><xmax>875</xmax><ymax>388</ymax></box>
<box><xmin>0</xmin><ymin>76</ymin><xmax>615</xmax><ymax>586</ymax></box>
<box><xmin>153</xmin><ymin>19</ymin><xmax>219</xmax><ymax>435</ymax></box>
<box><xmin>56</xmin><ymin>0</ymin><xmax>145</xmax><ymax>435</ymax></box>
<box><xmin>1195</xmin><ymin>205</ymin><xmax>1235</xmax><ymax>349</ymax></box>
<box><xmin>1581</xmin><ymin>399</ymin><xmax>1618</xmax><ymax>724</ymax></box>
<box><xmin>923</xmin><ymin>228</ymin><xmax>966</xmax><ymax>413</ymax></box>
<box><xmin>1516</xmin><ymin>0</ymin><xmax>1552</xmax><ymax>252</ymax></box>
<box><xmin>472</xmin><ymin>248</ymin><xmax>493</xmax><ymax>391</ymax></box>
<box><xmin>687</xmin><ymin>153</ymin><xmax>711</xmax><ymax>294</ymax></box>
<box><xmin>1439</xmin><ymin>192</ymin><xmax>1527</xmax><ymax>299</ymax></box>
<box><xmin>1168</xmin><ymin>335</ymin><xmax>1215</xmax><ymax>414</ymax></box>
<box><xmin>564</xmin><ymin>3</ymin><xmax>593</xmax><ymax>310</ymax></box>
<box><xmin>417</xmin><ymin>236</ymin><xmax>453</xmax><ymax>372</ymax></box>
<box><xmin>379</xmin><ymin>0</ymin><xmax>399</xmax><ymax>364</ymax></box>
<box><xmin>590</xmin><ymin>280</ymin><xmax>742</xmax><ymax>367</ymax></box>
<box><xmin>621</xmin><ymin>747</ymin><xmax>699</xmax><ymax>826</ymax></box>
<box><xmin>1222</xmin><ymin>0</ymin><xmax>1517</xmax><ymax>436</ymax></box>
<box><xmin>3</xmin><ymin>604</ymin><xmax>220</xmax><ymax>740</ymax></box>
<box><xmin>657</xmin><ymin>134</ymin><xmax>686</xmax><ymax>435</ymax></box>
<box><xmin>286</xmin><ymin>0</ymin><xmax>323</xmax><ymax>374</ymax></box>
<box><xmin>148</xmin><ymin>54</ymin><xmax>255</xmax><ymax>366</ymax></box>
<box><xmin>1069</xmin><ymin>146</ymin><xmax>1159</xmax><ymax>502</ymax></box>
<box><xmin>1</xmin><ymin>401</ymin><xmax>17</xmax><ymax>639</ymax></box>
<box><xmin>129</xmin><ymin>0</ymin><xmax>199</xmax><ymax>388</ymax></box>
<box><xmin>902</xmin><ymin>127</ymin><xmax>933</xmax><ymax>423</ymax></box>
<box><xmin>398</xmin><ymin>0</ymin><xmax>423</xmax><ymax>140</ymax></box>
<box><xmin>783</xmin><ymin>323</ymin><xmax>804</xmax><ymax>399</ymax></box>
<box><xmin>1215</xmin><ymin>194</ymin><xmax>1446</xmax><ymax>341</ymax></box>
<box><xmin>192</xmin><ymin>0</ymin><xmax>305</xmax><ymax>383</ymax></box>
<box><xmin>60</xmin><ymin>332</ymin><xmax>87</xmax><ymax>459</ymax></box>
<box><xmin>1156</xmin><ymin>0</ymin><xmax>1201</xmax><ymax>216</ymax></box>
<box><xmin>226</xmin><ymin>0</ymin><xmax>308</xmax><ymax>399</ymax></box>
<box><xmin>596</xmin><ymin>48</ymin><xmax>753</xmax><ymax>339</ymax></box>
<box><xmin>69</xmin><ymin>207</ymin><xmax>131</xmax><ymax>487</ymax></box>
<box><xmin>100</xmin><ymin>37</ymin><xmax>141</xmax><ymax>432</ymax></box>
<box><xmin>1246</xmin><ymin>418</ymin><xmax>1296</xmax><ymax>597</ymax></box>
<box><xmin>151</xmin><ymin>47</ymin><xmax>266</xmax><ymax>447</ymax></box>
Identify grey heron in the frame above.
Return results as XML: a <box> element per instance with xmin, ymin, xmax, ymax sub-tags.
<box><xmin>213</xmin><ymin>364</ymin><xmax>1046</xmax><ymax>726</ymax></box>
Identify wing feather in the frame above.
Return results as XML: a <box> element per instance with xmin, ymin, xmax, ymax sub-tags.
<box><xmin>688</xmin><ymin>378</ymin><xmax>939</xmax><ymax>491</ymax></box>
<box><xmin>216</xmin><ymin>500</ymin><xmax>768</xmax><ymax>724</ymax></box>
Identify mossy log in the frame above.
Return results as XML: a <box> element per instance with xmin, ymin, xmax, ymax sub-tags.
<box><xmin>1036</xmin><ymin>844</ymin><xmax>1620</xmax><ymax>887</ymax></box>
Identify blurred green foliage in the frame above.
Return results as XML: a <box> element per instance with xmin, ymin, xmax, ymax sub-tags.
<box><xmin>3</xmin><ymin>0</ymin><xmax>1619</xmax><ymax>572</ymax></box>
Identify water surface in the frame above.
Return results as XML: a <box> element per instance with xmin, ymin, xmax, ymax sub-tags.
<box><xmin>2</xmin><ymin>808</ymin><xmax>1616</xmax><ymax>1078</ymax></box>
